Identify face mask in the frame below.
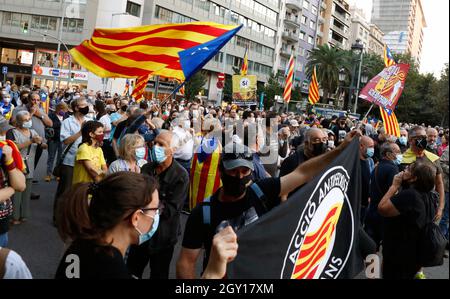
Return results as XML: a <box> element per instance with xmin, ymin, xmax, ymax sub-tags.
<box><xmin>121</xmin><ymin>105</ymin><xmax>128</xmax><ymax>112</ymax></box>
<box><xmin>23</xmin><ymin>120</ymin><xmax>33</xmax><ymax>129</ymax></box>
<box><xmin>312</xmin><ymin>142</ymin><xmax>327</xmax><ymax>156</ymax></box>
<box><xmin>73</xmin><ymin>95</ymin><xmax>80</xmax><ymax>100</ymax></box>
<box><xmin>399</xmin><ymin>136</ymin><xmax>407</xmax><ymax>146</ymax></box>
<box><xmin>415</xmin><ymin>138</ymin><xmax>427</xmax><ymax>150</ymax></box>
<box><xmin>394</xmin><ymin>154</ymin><xmax>403</xmax><ymax>165</ymax></box>
<box><xmin>135</xmin><ymin>147</ymin><xmax>146</xmax><ymax>160</ymax></box>
<box><xmin>221</xmin><ymin>171</ymin><xmax>252</xmax><ymax>197</ymax></box>
<box><xmin>151</xmin><ymin>145</ymin><xmax>167</xmax><ymax>164</ymax></box>
<box><xmin>78</xmin><ymin>106</ymin><xmax>90</xmax><ymax>115</ymax></box>
<box><xmin>153</xmin><ymin>112</ymin><xmax>159</xmax><ymax>117</ymax></box>
<box><xmin>3</xmin><ymin>97</ymin><xmax>11</xmax><ymax>103</ymax></box>
<box><xmin>366</xmin><ymin>147</ymin><xmax>375</xmax><ymax>158</ymax></box>
<box><xmin>327</xmin><ymin>140</ymin><xmax>335</xmax><ymax>148</ymax></box>
<box><xmin>94</xmin><ymin>133</ymin><xmax>104</xmax><ymax>142</ymax></box>
<box><xmin>0</xmin><ymin>135</ymin><xmax>6</xmax><ymax>141</ymax></box>
<box><xmin>58</xmin><ymin>110</ymin><xmax>66</xmax><ymax>117</ymax></box>
<box><xmin>135</xmin><ymin>210</ymin><xmax>159</xmax><ymax>245</ymax></box>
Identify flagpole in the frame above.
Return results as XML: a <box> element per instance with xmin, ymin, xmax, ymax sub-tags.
<box><xmin>160</xmin><ymin>81</ymin><xmax>186</xmax><ymax>107</ymax></box>
<box><xmin>363</xmin><ymin>104</ymin><xmax>374</xmax><ymax>120</ymax></box>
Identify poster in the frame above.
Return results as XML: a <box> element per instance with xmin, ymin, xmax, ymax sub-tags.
<box><xmin>232</xmin><ymin>75</ymin><xmax>257</xmax><ymax>105</ymax></box>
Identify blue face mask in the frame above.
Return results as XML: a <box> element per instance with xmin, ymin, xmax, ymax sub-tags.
<box><xmin>394</xmin><ymin>154</ymin><xmax>403</xmax><ymax>165</ymax></box>
<box><xmin>136</xmin><ymin>210</ymin><xmax>159</xmax><ymax>245</ymax></box>
<box><xmin>135</xmin><ymin>147</ymin><xmax>146</xmax><ymax>160</ymax></box>
<box><xmin>399</xmin><ymin>136</ymin><xmax>407</xmax><ymax>146</ymax></box>
<box><xmin>366</xmin><ymin>147</ymin><xmax>375</xmax><ymax>158</ymax></box>
<box><xmin>151</xmin><ymin>145</ymin><xmax>167</xmax><ymax>164</ymax></box>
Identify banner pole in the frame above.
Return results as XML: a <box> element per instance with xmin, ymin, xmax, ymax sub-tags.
<box><xmin>160</xmin><ymin>81</ymin><xmax>185</xmax><ymax>106</ymax></box>
<box><xmin>363</xmin><ymin>104</ymin><xmax>374</xmax><ymax>120</ymax></box>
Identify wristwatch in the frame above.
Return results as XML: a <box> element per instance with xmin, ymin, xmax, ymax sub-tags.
<box><xmin>40</xmin><ymin>115</ymin><xmax>45</xmax><ymax>120</ymax></box>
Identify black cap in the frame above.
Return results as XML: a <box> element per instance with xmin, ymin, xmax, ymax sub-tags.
<box><xmin>221</xmin><ymin>142</ymin><xmax>254</xmax><ymax>171</ymax></box>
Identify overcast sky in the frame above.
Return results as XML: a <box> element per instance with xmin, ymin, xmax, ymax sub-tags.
<box><xmin>347</xmin><ymin>0</ymin><xmax>449</xmax><ymax>78</ymax></box>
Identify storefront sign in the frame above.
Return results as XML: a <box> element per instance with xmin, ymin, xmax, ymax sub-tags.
<box><xmin>33</xmin><ymin>65</ymin><xmax>88</xmax><ymax>81</ymax></box>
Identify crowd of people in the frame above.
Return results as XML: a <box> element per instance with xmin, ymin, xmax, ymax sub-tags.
<box><xmin>0</xmin><ymin>82</ymin><xmax>448</xmax><ymax>279</ymax></box>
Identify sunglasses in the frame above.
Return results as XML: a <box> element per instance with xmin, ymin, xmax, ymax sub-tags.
<box><xmin>222</xmin><ymin>152</ymin><xmax>253</xmax><ymax>161</ymax></box>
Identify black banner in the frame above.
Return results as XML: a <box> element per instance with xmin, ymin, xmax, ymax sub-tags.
<box><xmin>227</xmin><ymin>139</ymin><xmax>365</xmax><ymax>279</ymax></box>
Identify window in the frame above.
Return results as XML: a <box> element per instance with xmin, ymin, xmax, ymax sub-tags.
<box><xmin>310</xmin><ymin>20</ymin><xmax>315</xmax><ymax>30</ymax></box>
<box><xmin>63</xmin><ymin>18</ymin><xmax>84</xmax><ymax>33</ymax></box>
<box><xmin>2</xmin><ymin>12</ymin><xmax>12</xmax><ymax>26</ymax></box>
<box><xmin>308</xmin><ymin>35</ymin><xmax>314</xmax><ymax>44</ymax></box>
<box><xmin>126</xmin><ymin>1</ymin><xmax>141</xmax><ymax>17</ymax></box>
<box><xmin>303</xmin><ymin>0</ymin><xmax>309</xmax><ymax>10</ymax></box>
<box><xmin>213</xmin><ymin>52</ymin><xmax>223</xmax><ymax>63</ymax></box>
<box><xmin>195</xmin><ymin>0</ymin><xmax>210</xmax><ymax>11</ymax></box>
<box><xmin>299</xmin><ymin>31</ymin><xmax>305</xmax><ymax>40</ymax></box>
<box><xmin>312</xmin><ymin>5</ymin><xmax>318</xmax><ymax>15</ymax></box>
<box><xmin>301</xmin><ymin>15</ymin><xmax>307</xmax><ymax>25</ymax></box>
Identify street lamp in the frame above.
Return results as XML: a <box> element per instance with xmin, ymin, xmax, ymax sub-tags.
<box><xmin>339</xmin><ymin>68</ymin><xmax>346</xmax><ymax>82</ymax></box>
<box><xmin>349</xmin><ymin>39</ymin><xmax>364</xmax><ymax>114</ymax></box>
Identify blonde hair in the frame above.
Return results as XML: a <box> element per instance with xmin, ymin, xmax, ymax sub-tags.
<box><xmin>119</xmin><ymin>134</ymin><xmax>145</xmax><ymax>161</ymax></box>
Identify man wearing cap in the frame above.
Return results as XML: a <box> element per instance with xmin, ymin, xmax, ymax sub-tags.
<box><xmin>177</xmin><ymin>130</ymin><xmax>359</xmax><ymax>278</ymax></box>
<box><xmin>331</xmin><ymin>116</ymin><xmax>351</xmax><ymax>147</ymax></box>
<box><xmin>288</xmin><ymin>119</ymin><xmax>302</xmax><ymax>150</ymax></box>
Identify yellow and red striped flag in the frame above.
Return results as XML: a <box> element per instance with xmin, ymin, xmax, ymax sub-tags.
<box><xmin>379</xmin><ymin>107</ymin><xmax>400</xmax><ymax>137</ymax></box>
<box><xmin>131</xmin><ymin>74</ymin><xmax>150</xmax><ymax>102</ymax></box>
<box><xmin>374</xmin><ymin>120</ymin><xmax>381</xmax><ymax>130</ymax></box>
<box><xmin>384</xmin><ymin>44</ymin><xmax>396</xmax><ymax>67</ymax></box>
<box><xmin>69</xmin><ymin>22</ymin><xmax>241</xmax><ymax>81</ymax></box>
<box><xmin>240</xmin><ymin>47</ymin><xmax>248</xmax><ymax>76</ymax></box>
<box><xmin>308</xmin><ymin>66</ymin><xmax>320</xmax><ymax>105</ymax></box>
<box><xmin>283</xmin><ymin>54</ymin><xmax>295</xmax><ymax>103</ymax></box>
<box><xmin>122</xmin><ymin>79</ymin><xmax>130</xmax><ymax>96</ymax></box>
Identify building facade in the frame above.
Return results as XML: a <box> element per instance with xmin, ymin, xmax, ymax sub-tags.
<box><xmin>317</xmin><ymin>0</ymin><xmax>351</xmax><ymax>50</ymax></box>
<box><xmin>371</xmin><ymin>0</ymin><xmax>426</xmax><ymax>66</ymax></box>
<box><xmin>368</xmin><ymin>24</ymin><xmax>384</xmax><ymax>58</ymax></box>
<box><xmin>349</xmin><ymin>6</ymin><xmax>369</xmax><ymax>51</ymax></box>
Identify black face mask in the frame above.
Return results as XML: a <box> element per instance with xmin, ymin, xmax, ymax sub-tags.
<box><xmin>415</xmin><ymin>138</ymin><xmax>428</xmax><ymax>150</ymax></box>
<box><xmin>78</xmin><ymin>106</ymin><xmax>90</xmax><ymax>115</ymax></box>
<box><xmin>221</xmin><ymin>171</ymin><xmax>252</xmax><ymax>198</ymax></box>
<box><xmin>312</xmin><ymin>142</ymin><xmax>328</xmax><ymax>156</ymax></box>
<box><xmin>121</xmin><ymin>105</ymin><xmax>128</xmax><ymax>112</ymax></box>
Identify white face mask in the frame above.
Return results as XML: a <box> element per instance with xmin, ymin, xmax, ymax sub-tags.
<box><xmin>3</xmin><ymin>97</ymin><xmax>11</xmax><ymax>103</ymax></box>
<box><xmin>328</xmin><ymin>140</ymin><xmax>335</xmax><ymax>148</ymax></box>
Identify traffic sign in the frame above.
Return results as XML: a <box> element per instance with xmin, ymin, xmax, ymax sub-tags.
<box><xmin>51</xmin><ymin>69</ymin><xmax>60</xmax><ymax>76</ymax></box>
<box><xmin>1</xmin><ymin>66</ymin><xmax>7</xmax><ymax>74</ymax></box>
<box><xmin>216</xmin><ymin>81</ymin><xmax>224</xmax><ymax>89</ymax></box>
<box><xmin>218</xmin><ymin>73</ymin><xmax>225</xmax><ymax>82</ymax></box>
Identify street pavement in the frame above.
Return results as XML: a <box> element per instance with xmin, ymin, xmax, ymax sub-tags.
<box><xmin>7</xmin><ymin>151</ymin><xmax>449</xmax><ymax>279</ymax></box>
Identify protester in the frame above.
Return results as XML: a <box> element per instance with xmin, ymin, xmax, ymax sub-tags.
<box><xmin>112</xmin><ymin>105</ymin><xmax>139</xmax><ymax>158</ymax></box>
<box><xmin>8</xmin><ymin>111</ymin><xmax>44</xmax><ymax>224</ymax></box>
<box><xmin>72</xmin><ymin>121</ymin><xmax>107</xmax><ymax>185</ymax></box>
<box><xmin>426</xmin><ymin>128</ymin><xmax>439</xmax><ymax>155</ymax></box>
<box><xmin>177</xmin><ymin>130</ymin><xmax>359</xmax><ymax>278</ymax></box>
<box><xmin>172</xmin><ymin>116</ymin><xmax>194</xmax><ymax>175</ymax></box>
<box><xmin>397</xmin><ymin>128</ymin><xmax>409</xmax><ymax>153</ymax></box>
<box><xmin>46</xmin><ymin>102</ymin><xmax>68</xmax><ymax>182</ymax></box>
<box><xmin>378</xmin><ymin>160</ymin><xmax>436</xmax><ymax>279</ymax></box>
<box><xmin>359</xmin><ymin>136</ymin><xmax>375</xmax><ymax>224</ymax></box>
<box><xmin>438</xmin><ymin>133</ymin><xmax>448</xmax><ymax>157</ymax></box>
<box><xmin>127</xmin><ymin>130</ymin><xmax>189</xmax><ymax>279</ymax></box>
<box><xmin>331</xmin><ymin>116</ymin><xmax>350</xmax><ymax>146</ymax></box>
<box><xmin>0</xmin><ymin>247</ymin><xmax>32</xmax><ymax>279</ymax></box>
<box><xmin>94</xmin><ymin>100</ymin><xmax>114</xmax><ymax>165</ymax></box>
<box><xmin>0</xmin><ymin>93</ymin><xmax>14</xmax><ymax>121</ymax></box>
<box><xmin>107</xmin><ymin>134</ymin><xmax>146</xmax><ymax>174</ymax></box>
<box><xmin>439</xmin><ymin>146</ymin><xmax>449</xmax><ymax>252</ymax></box>
<box><xmin>365</xmin><ymin>142</ymin><xmax>401</xmax><ymax>249</ymax></box>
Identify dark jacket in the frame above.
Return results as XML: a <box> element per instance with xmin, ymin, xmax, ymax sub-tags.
<box><xmin>48</xmin><ymin>112</ymin><xmax>64</xmax><ymax>142</ymax></box>
<box><xmin>141</xmin><ymin>160</ymin><xmax>189</xmax><ymax>251</ymax></box>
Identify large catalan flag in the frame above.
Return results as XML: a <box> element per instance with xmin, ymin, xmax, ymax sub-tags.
<box><xmin>69</xmin><ymin>22</ymin><xmax>242</xmax><ymax>82</ymax></box>
<box><xmin>308</xmin><ymin>66</ymin><xmax>320</xmax><ymax>105</ymax></box>
<box><xmin>283</xmin><ymin>54</ymin><xmax>295</xmax><ymax>103</ymax></box>
<box><xmin>131</xmin><ymin>74</ymin><xmax>150</xmax><ymax>102</ymax></box>
<box><xmin>189</xmin><ymin>138</ymin><xmax>222</xmax><ymax>211</ymax></box>
<box><xmin>384</xmin><ymin>44</ymin><xmax>396</xmax><ymax>67</ymax></box>
<box><xmin>379</xmin><ymin>106</ymin><xmax>400</xmax><ymax>137</ymax></box>
<box><xmin>240</xmin><ymin>46</ymin><xmax>248</xmax><ymax>76</ymax></box>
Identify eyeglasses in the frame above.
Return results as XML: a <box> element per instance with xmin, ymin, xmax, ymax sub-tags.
<box><xmin>141</xmin><ymin>202</ymin><xmax>165</xmax><ymax>215</ymax></box>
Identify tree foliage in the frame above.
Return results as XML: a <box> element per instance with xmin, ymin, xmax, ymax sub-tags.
<box><xmin>184</xmin><ymin>71</ymin><xmax>207</xmax><ymax>102</ymax></box>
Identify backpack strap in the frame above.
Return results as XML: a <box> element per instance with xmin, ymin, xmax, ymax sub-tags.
<box><xmin>249</xmin><ymin>183</ymin><xmax>268</xmax><ymax>211</ymax></box>
<box><xmin>0</xmin><ymin>247</ymin><xmax>11</xmax><ymax>279</ymax></box>
<box><xmin>202</xmin><ymin>197</ymin><xmax>212</xmax><ymax>226</ymax></box>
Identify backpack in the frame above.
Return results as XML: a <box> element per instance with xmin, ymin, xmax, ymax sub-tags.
<box><xmin>202</xmin><ymin>183</ymin><xmax>266</xmax><ymax>229</ymax></box>
<box><xmin>417</xmin><ymin>192</ymin><xmax>446</xmax><ymax>267</ymax></box>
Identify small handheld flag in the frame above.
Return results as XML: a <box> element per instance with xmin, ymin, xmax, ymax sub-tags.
<box><xmin>240</xmin><ymin>47</ymin><xmax>248</xmax><ymax>76</ymax></box>
<box><xmin>384</xmin><ymin>44</ymin><xmax>396</xmax><ymax>67</ymax></box>
<box><xmin>379</xmin><ymin>106</ymin><xmax>400</xmax><ymax>137</ymax></box>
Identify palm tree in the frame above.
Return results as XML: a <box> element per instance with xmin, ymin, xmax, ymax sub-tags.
<box><xmin>306</xmin><ymin>44</ymin><xmax>348</xmax><ymax>102</ymax></box>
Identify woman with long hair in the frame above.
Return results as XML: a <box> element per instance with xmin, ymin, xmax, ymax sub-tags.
<box><xmin>107</xmin><ymin>134</ymin><xmax>146</xmax><ymax>174</ymax></box>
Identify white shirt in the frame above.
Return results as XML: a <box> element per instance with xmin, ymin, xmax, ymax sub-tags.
<box><xmin>0</xmin><ymin>248</ymin><xmax>32</xmax><ymax>279</ymax></box>
<box><xmin>172</xmin><ymin>126</ymin><xmax>194</xmax><ymax>161</ymax></box>
<box><xmin>98</xmin><ymin>114</ymin><xmax>112</xmax><ymax>140</ymax></box>
<box><xmin>60</xmin><ymin>115</ymin><xmax>86</xmax><ymax>167</ymax></box>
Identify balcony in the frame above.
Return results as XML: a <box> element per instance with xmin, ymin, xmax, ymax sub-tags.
<box><xmin>331</xmin><ymin>24</ymin><xmax>347</xmax><ymax>38</ymax></box>
<box><xmin>333</xmin><ymin>10</ymin><xmax>350</xmax><ymax>25</ymax></box>
<box><xmin>286</xmin><ymin>0</ymin><xmax>302</xmax><ymax>10</ymax></box>
<box><xmin>316</xmin><ymin>30</ymin><xmax>323</xmax><ymax>37</ymax></box>
<box><xmin>284</xmin><ymin>15</ymin><xmax>301</xmax><ymax>27</ymax></box>
<box><xmin>280</xmin><ymin>46</ymin><xmax>296</xmax><ymax>57</ymax></box>
<box><xmin>318</xmin><ymin>15</ymin><xmax>325</xmax><ymax>24</ymax></box>
<box><xmin>282</xmin><ymin>31</ymin><xmax>299</xmax><ymax>42</ymax></box>
<box><xmin>321</xmin><ymin>1</ymin><xmax>327</xmax><ymax>10</ymax></box>
<box><xmin>329</xmin><ymin>38</ymin><xmax>344</xmax><ymax>49</ymax></box>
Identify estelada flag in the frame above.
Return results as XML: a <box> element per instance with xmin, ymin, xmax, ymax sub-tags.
<box><xmin>379</xmin><ymin>106</ymin><xmax>400</xmax><ymax>137</ymax></box>
<box><xmin>69</xmin><ymin>22</ymin><xmax>242</xmax><ymax>82</ymax></box>
<box><xmin>227</xmin><ymin>139</ymin><xmax>375</xmax><ymax>279</ymax></box>
<box><xmin>359</xmin><ymin>63</ymin><xmax>409</xmax><ymax>111</ymax></box>
<box><xmin>0</xmin><ymin>140</ymin><xmax>26</xmax><ymax>172</ymax></box>
<box><xmin>189</xmin><ymin>137</ymin><xmax>222</xmax><ymax>211</ymax></box>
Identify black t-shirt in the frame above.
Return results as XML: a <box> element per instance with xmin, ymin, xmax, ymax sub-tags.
<box><xmin>279</xmin><ymin>147</ymin><xmax>308</xmax><ymax>177</ymax></box>
<box><xmin>113</xmin><ymin>120</ymin><xmax>128</xmax><ymax>140</ymax></box>
<box><xmin>383</xmin><ymin>188</ymin><xmax>427</xmax><ymax>269</ymax></box>
<box><xmin>55</xmin><ymin>239</ymin><xmax>132</xmax><ymax>279</ymax></box>
<box><xmin>182</xmin><ymin>178</ymin><xmax>281</xmax><ymax>267</ymax></box>
<box><xmin>360</xmin><ymin>159</ymin><xmax>371</xmax><ymax>207</ymax></box>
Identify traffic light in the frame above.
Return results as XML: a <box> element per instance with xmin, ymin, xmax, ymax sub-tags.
<box><xmin>22</xmin><ymin>22</ymin><xmax>28</xmax><ymax>33</ymax></box>
<box><xmin>70</xmin><ymin>72</ymin><xmax>75</xmax><ymax>81</ymax></box>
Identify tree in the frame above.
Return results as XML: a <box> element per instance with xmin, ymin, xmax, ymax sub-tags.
<box><xmin>432</xmin><ymin>63</ymin><xmax>449</xmax><ymax>127</ymax></box>
<box><xmin>184</xmin><ymin>71</ymin><xmax>207</xmax><ymax>103</ymax></box>
<box><xmin>306</xmin><ymin>44</ymin><xmax>347</xmax><ymax>101</ymax></box>
<box><xmin>262</xmin><ymin>72</ymin><xmax>283</xmax><ymax>110</ymax></box>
